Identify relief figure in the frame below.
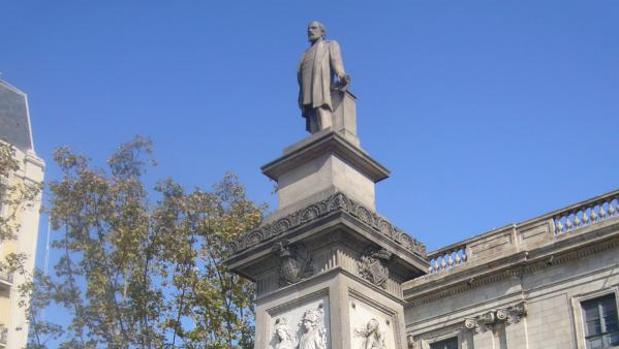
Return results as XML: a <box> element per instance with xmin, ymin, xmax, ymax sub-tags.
<box><xmin>297</xmin><ymin>308</ymin><xmax>327</xmax><ymax>349</ymax></box>
<box><xmin>273</xmin><ymin>317</ymin><xmax>295</xmax><ymax>349</ymax></box>
<box><xmin>355</xmin><ymin>318</ymin><xmax>386</xmax><ymax>349</ymax></box>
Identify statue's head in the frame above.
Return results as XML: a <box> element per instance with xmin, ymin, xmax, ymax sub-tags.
<box><xmin>307</xmin><ymin>21</ymin><xmax>326</xmax><ymax>42</ymax></box>
<box><xmin>366</xmin><ymin>318</ymin><xmax>379</xmax><ymax>333</ymax></box>
<box><xmin>300</xmin><ymin>309</ymin><xmax>321</xmax><ymax>331</ymax></box>
<box><xmin>274</xmin><ymin>318</ymin><xmax>291</xmax><ymax>341</ymax></box>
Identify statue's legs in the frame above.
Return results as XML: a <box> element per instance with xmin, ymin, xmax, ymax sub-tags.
<box><xmin>317</xmin><ymin>106</ymin><xmax>333</xmax><ymax>130</ymax></box>
<box><xmin>308</xmin><ymin>106</ymin><xmax>333</xmax><ymax>133</ymax></box>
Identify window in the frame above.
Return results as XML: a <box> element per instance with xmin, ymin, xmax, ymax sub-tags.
<box><xmin>430</xmin><ymin>337</ymin><xmax>458</xmax><ymax>349</ymax></box>
<box><xmin>581</xmin><ymin>294</ymin><xmax>619</xmax><ymax>349</ymax></box>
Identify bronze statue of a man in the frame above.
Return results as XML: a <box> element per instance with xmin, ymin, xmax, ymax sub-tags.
<box><xmin>298</xmin><ymin>21</ymin><xmax>350</xmax><ymax>133</ymax></box>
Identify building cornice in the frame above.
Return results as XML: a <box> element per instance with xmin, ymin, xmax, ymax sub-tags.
<box><xmin>405</xmin><ymin>219</ymin><xmax>619</xmax><ymax>305</ymax></box>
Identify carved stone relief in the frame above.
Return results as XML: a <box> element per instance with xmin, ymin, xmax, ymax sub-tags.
<box><xmin>358</xmin><ymin>248</ymin><xmax>393</xmax><ymax>288</ymax></box>
<box><xmin>463</xmin><ymin>302</ymin><xmax>527</xmax><ymax>332</ymax></box>
<box><xmin>269</xmin><ymin>298</ymin><xmax>330</xmax><ymax>349</ymax></box>
<box><xmin>354</xmin><ymin>318</ymin><xmax>387</xmax><ymax>349</ymax></box>
<box><xmin>298</xmin><ymin>307</ymin><xmax>327</xmax><ymax>349</ymax></box>
<box><xmin>406</xmin><ymin>335</ymin><xmax>415</xmax><ymax>349</ymax></box>
<box><xmin>350</xmin><ymin>299</ymin><xmax>396</xmax><ymax>348</ymax></box>
<box><xmin>272</xmin><ymin>240</ymin><xmax>313</xmax><ymax>286</ymax></box>
<box><xmin>231</xmin><ymin>192</ymin><xmax>426</xmax><ymax>256</ymax></box>
<box><xmin>272</xmin><ymin>317</ymin><xmax>295</xmax><ymax>349</ymax></box>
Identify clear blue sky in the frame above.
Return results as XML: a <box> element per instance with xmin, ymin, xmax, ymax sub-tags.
<box><xmin>2</xmin><ymin>1</ymin><xmax>618</xmax><ymax>260</ymax></box>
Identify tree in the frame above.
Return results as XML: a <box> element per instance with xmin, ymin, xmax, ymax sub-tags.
<box><xmin>28</xmin><ymin>137</ymin><xmax>262</xmax><ymax>349</ymax></box>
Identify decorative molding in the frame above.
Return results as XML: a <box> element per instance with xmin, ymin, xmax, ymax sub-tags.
<box><xmin>358</xmin><ymin>248</ymin><xmax>393</xmax><ymax>288</ymax></box>
<box><xmin>463</xmin><ymin>302</ymin><xmax>527</xmax><ymax>333</ymax></box>
<box><xmin>231</xmin><ymin>192</ymin><xmax>426</xmax><ymax>256</ymax></box>
<box><xmin>261</xmin><ymin>130</ymin><xmax>390</xmax><ymax>182</ymax></box>
<box><xmin>272</xmin><ymin>240</ymin><xmax>313</xmax><ymax>286</ymax></box>
<box><xmin>410</xmin><ymin>268</ymin><xmax>516</xmax><ymax>306</ymax></box>
<box><xmin>524</xmin><ymin>237</ymin><xmax>619</xmax><ymax>275</ymax></box>
<box><xmin>463</xmin><ymin>318</ymin><xmax>477</xmax><ymax>330</ymax></box>
<box><xmin>408</xmin><ymin>234</ymin><xmax>619</xmax><ymax>306</ymax></box>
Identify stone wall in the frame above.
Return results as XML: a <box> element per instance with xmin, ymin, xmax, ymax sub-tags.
<box><xmin>404</xmin><ymin>191</ymin><xmax>619</xmax><ymax>349</ymax></box>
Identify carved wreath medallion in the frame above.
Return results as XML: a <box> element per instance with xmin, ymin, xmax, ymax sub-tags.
<box><xmin>358</xmin><ymin>248</ymin><xmax>393</xmax><ymax>288</ymax></box>
<box><xmin>272</xmin><ymin>240</ymin><xmax>313</xmax><ymax>286</ymax></box>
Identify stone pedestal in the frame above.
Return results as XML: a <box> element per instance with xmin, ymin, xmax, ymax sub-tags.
<box><xmin>264</xmin><ymin>129</ymin><xmax>387</xmax><ymax>215</ymax></box>
<box><xmin>331</xmin><ymin>90</ymin><xmax>359</xmax><ymax>147</ymax></box>
<box><xmin>227</xmin><ymin>127</ymin><xmax>427</xmax><ymax>349</ymax></box>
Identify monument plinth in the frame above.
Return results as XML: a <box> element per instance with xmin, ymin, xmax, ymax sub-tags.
<box><xmin>225</xmin><ymin>21</ymin><xmax>428</xmax><ymax>349</ymax></box>
<box><xmin>331</xmin><ymin>90</ymin><xmax>359</xmax><ymax>147</ymax></box>
<box><xmin>227</xmin><ymin>129</ymin><xmax>427</xmax><ymax>349</ymax></box>
<box><xmin>262</xmin><ymin>127</ymin><xmax>387</xmax><ymax>214</ymax></box>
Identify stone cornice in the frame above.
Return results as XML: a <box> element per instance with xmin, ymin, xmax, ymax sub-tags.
<box><xmin>230</xmin><ymin>192</ymin><xmax>426</xmax><ymax>257</ymax></box>
<box><xmin>261</xmin><ymin>130</ymin><xmax>390</xmax><ymax>182</ymax></box>
<box><xmin>405</xmin><ymin>222</ymin><xmax>619</xmax><ymax>305</ymax></box>
<box><xmin>254</xmin><ymin>266</ymin><xmax>408</xmax><ymax>307</ymax></box>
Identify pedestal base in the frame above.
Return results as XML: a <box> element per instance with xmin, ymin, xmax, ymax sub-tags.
<box><xmin>332</xmin><ymin>90</ymin><xmax>359</xmax><ymax>147</ymax></box>
<box><xmin>263</xmin><ymin>130</ymin><xmax>389</xmax><ymax>212</ymax></box>
<box><xmin>255</xmin><ymin>269</ymin><xmax>409</xmax><ymax>349</ymax></box>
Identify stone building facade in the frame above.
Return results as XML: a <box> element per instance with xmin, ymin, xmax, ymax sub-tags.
<box><xmin>405</xmin><ymin>190</ymin><xmax>619</xmax><ymax>349</ymax></box>
<box><xmin>0</xmin><ymin>79</ymin><xmax>45</xmax><ymax>349</ymax></box>
<box><xmin>227</xmin><ymin>90</ymin><xmax>619</xmax><ymax>348</ymax></box>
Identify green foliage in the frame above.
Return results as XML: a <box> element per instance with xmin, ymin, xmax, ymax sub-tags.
<box><xmin>28</xmin><ymin>137</ymin><xmax>262</xmax><ymax>349</ymax></box>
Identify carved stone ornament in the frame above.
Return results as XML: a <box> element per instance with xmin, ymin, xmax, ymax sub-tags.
<box><xmin>464</xmin><ymin>318</ymin><xmax>478</xmax><ymax>330</ymax></box>
<box><xmin>298</xmin><ymin>307</ymin><xmax>327</xmax><ymax>349</ymax></box>
<box><xmin>272</xmin><ymin>317</ymin><xmax>295</xmax><ymax>349</ymax></box>
<box><xmin>272</xmin><ymin>240</ymin><xmax>313</xmax><ymax>286</ymax></box>
<box><xmin>354</xmin><ymin>318</ymin><xmax>387</xmax><ymax>349</ymax></box>
<box><xmin>407</xmin><ymin>335</ymin><xmax>416</xmax><ymax>349</ymax></box>
<box><xmin>463</xmin><ymin>302</ymin><xmax>527</xmax><ymax>332</ymax></box>
<box><xmin>506</xmin><ymin>302</ymin><xmax>527</xmax><ymax>323</ymax></box>
<box><xmin>358</xmin><ymin>248</ymin><xmax>393</xmax><ymax>288</ymax></box>
<box><xmin>231</xmin><ymin>192</ymin><xmax>426</xmax><ymax>257</ymax></box>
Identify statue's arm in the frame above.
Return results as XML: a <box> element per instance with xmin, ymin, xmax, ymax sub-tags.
<box><xmin>328</xmin><ymin>41</ymin><xmax>346</xmax><ymax>79</ymax></box>
<box><xmin>297</xmin><ymin>58</ymin><xmax>303</xmax><ymax>109</ymax></box>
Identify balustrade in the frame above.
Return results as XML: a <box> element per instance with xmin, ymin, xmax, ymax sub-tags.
<box><xmin>427</xmin><ymin>246</ymin><xmax>468</xmax><ymax>274</ymax></box>
<box><xmin>426</xmin><ymin>190</ymin><xmax>619</xmax><ymax>275</ymax></box>
<box><xmin>554</xmin><ymin>194</ymin><xmax>619</xmax><ymax>236</ymax></box>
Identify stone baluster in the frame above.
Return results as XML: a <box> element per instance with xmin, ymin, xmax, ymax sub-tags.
<box><xmin>428</xmin><ymin>246</ymin><xmax>468</xmax><ymax>274</ymax></box>
<box><xmin>554</xmin><ymin>194</ymin><xmax>619</xmax><ymax>236</ymax></box>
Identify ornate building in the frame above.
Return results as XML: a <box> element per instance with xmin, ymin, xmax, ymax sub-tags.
<box><xmin>230</xmin><ymin>140</ymin><xmax>619</xmax><ymax>349</ymax></box>
<box><xmin>0</xmin><ymin>79</ymin><xmax>45</xmax><ymax>349</ymax></box>
<box><xmin>226</xmin><ymin>22</ymin><xmax>618</xmax><ymax>349</ymax></box>
<box><xmin>405</xmin><ymin>191</ymin><xmax>619</xmax><ymax>349</ymax></box>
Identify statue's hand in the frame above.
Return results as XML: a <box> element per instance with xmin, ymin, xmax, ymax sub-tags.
<box><xmin>336</xmin><ymin>74</ymin><xmax>351</xmax><ymax>91</ymax></box>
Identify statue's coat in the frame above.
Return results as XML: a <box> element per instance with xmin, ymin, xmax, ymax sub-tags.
<box><xmin>297</xmin><ymin>39</ymin><xmax>346</xmax><ymax>117</ymax></box>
